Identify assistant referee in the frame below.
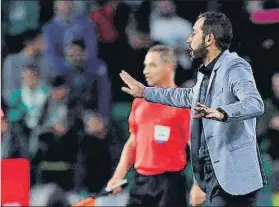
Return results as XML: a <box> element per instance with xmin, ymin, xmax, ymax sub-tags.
<box><xmin>106</xmin><ymin>45</ymin><xmax>191</xmax><ymax>206</ymax></box>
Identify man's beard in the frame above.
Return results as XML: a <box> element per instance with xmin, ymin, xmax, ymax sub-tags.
<box><xmin>189</xmin><ymin>41</ymin><xmax>208</xmax><ymax>61</ymax></box>
<box><xmin>71</xmin><ymin>61</ymin><xmax>84</xmax><ymax>69</ymax></box>
<box><xmin>66</xmin><ymin>57</ymin><xmax>85</xmax><ymax>71</ymax></box>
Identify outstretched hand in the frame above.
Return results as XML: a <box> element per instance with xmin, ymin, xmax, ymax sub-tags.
<box><xmin>193</xmin><ymin>103</ymin><xmax>224</xmax><ymax>121</ymax></box>
<box><xmin>119</xmin><ymin>70</ymin><xmax>146</xmax><ymax>98</ymax></box>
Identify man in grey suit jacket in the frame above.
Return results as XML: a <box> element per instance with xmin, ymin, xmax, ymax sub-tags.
<box><xmin>119</xmin><ymin>12</ymin><xmax>267</xmax><ymax>206</ymax></box>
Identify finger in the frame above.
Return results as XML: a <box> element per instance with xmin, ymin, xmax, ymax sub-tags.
<box><xmin>197</xmin><ymin>102</ymin><xmax>208</xmax><ymax>108</ymax></box>
<box><xmin>205</xmin><ymin>113</ymin><xmax>219</xmax><ymax>120</ymax></box>
<box><xmin>122</xmin><ymin>71</ymin><xmax>135</xmax><ymax>81</ymax></box>
<box><xmin>122</xmin><ymin>71</ymin><xmax>138</xmax><ymax>84</ymax></box>
<box><xmin>194</xmin><ymin>106</ymin><xmax>207</xmax><ymax>111</ymax></box>
<box><xmin>121</xmin><ymin>71</ymin><xmax>134</xmax><ymax>82</ymax></box>
<box><xmin>194</xmin><ymin>107</ymin><xmax>209</xmax><ymax>115</ymax></box>
<box><xmin>205</xmin><ymin>113</ymin><xmax>217</xmax><ymax>118</ymax></box>
<box><xmin>120</xmin><ymin>73</ymin><xmax>132</xmax><ymax>86</ymax></box>
<box><xmin>121</xmin><ymin>87</ymin><xmax>133</xmax><ymax>95</ymax></box>
<box><xmin>195</xmin><ymin>105</ymin><xmax>209</xmax><ymax>110</ymax></box>
<box><xmin>192</xmin><ymin>113</ymin><xmax>204</xmax><ymax>119</ymax></box>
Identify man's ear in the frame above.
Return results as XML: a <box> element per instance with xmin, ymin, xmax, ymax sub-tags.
<box><xmin>167</xmin><ymin>63</ymin><xmax>175</xmax><ymax>73</ymax></box>
<box><xmin>204</xmin><ymin>34</ymin><xmax>215</xmax><ymax>47</ymax></box>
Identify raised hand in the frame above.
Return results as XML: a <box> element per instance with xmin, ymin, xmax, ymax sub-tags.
<box><xmin>119</xmin><ymin>70</ymin><xmax>146</xmax><ymax>98</ymax></box>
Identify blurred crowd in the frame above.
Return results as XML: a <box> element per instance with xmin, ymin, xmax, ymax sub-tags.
<box><xmin>1</xmin><ymin>0</ymin><xmax>279</xmax><ymax>206</ymax></box>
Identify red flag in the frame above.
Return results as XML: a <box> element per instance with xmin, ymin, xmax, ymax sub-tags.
<box><xmin>71</xmin><ymin>197</ymin><xmax>96</xmax><ymax>206</ymax></box>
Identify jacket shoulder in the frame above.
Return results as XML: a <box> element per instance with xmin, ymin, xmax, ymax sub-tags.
<box><xmin>225</xmin><ymin>52</ymin><xmax>251</xmax><ymax>69</ymax></box>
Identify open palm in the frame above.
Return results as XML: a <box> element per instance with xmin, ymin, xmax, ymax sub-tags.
<box><xmin>119</xmin><ymin>70</ymin><xmax>146</xmax><ymax>98</ymax></box>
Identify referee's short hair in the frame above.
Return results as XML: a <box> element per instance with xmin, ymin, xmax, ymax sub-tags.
<box><xmin>148</xmin><ymin>45</ymin><xmax>177</xmax><ymax>71</ymax></box>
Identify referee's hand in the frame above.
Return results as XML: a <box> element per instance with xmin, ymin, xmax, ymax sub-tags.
<box><xmin>190</xmin><ymin>184</ymin><xmax>206</xmax><ymax>206</ymax></box>
<box><xmin>106</xmin><ymin>178</ymin><xmax>123</xmax><ymax>195</ymax></box>
<box><xmin>120</xmin><ymin>70</ymin><xmax>145</xmax><ymax>98</ymax></box>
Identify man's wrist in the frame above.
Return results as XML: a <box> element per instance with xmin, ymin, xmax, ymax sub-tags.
<box><xmin>216</xmin><ymin>108</ymin><xmax>228</xmax><ymax>122</ymax></box>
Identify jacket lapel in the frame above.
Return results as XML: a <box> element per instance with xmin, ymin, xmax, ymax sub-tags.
<box><xmin>205</xmin><ymin>50</ymin><xmax>230</xmax><ymax>98</ymax></box>
<box><xmin>192</xmin><ymin>72</ymin><xmax>204</xmax><ymax>110</ymax></box>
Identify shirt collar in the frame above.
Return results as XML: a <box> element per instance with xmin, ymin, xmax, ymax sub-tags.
<box><xmin>198</xmin><ymin>52</ymin><xmax>223</xmax><ymax>75</ymax></box>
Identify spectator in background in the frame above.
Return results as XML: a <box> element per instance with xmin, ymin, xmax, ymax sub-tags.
<box><xmin>89</xmin><ymin>0</ymin><xmax>133</xmax><ymax>102</ymax></box>
<box><xmin>149</xmin><ymin>0</ymin><xmax>193</xmax><ymax>86</ymax></box>
<box><xmin>2</xmin><ymin>0</ymin><xmax>40</xmax><ymax>53</ymax></box>
<box><xmin>36</xmin><ymin>76</ymin><xmax>79</xmax><ymax>191</ymax></box>
<box><xmin>124</xmin><ymin>0</ymin><xmax>158</xmax><ymax>94</ymax></box>
<box><xmin>90</xmin><ymin>0</ymin><xmax>120</xmax><ymax>43</ymax></box>
<box><xmin>150</xmin><ymin>0</ymin><xmax>192</xmax><ymax>71</ymax></box>
<box><xmin>64</xmin><ymin>39</ymin><xmax>111</xmax><ymax>122</ymax></box>
<box><xmin>78</xmin><ymin>112</ymin><xmax>112</xmax><ymax>193</ymax></box>
<box><xmin>6</xmin><ymin>66</ymin><xmax>49</xmax><ymax>159</ymax></box>
<box><xmin>2</xmin><ymin>29</ymin><xmax>50</xmax><ymax>103</ymax></box>
<box><xmin>126</xmin><ymin>0</ymin><xmax>153</xmax><ymax>50</ymax></box>
<box><xmin>257</xmin><ymin>72</ymin><xmax>279</xmax><ymax>206</ymax></box>
<box><xmin>42</xmin><ymin>0</ymin><xmax>101</xmax><ymax>77</ymax></box>
<box><xmin>38</xmin><ymin>76</ymin><xmax>69</xmax><ymax>138</ymax></box>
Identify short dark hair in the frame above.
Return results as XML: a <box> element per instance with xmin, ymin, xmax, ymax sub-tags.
<box><xmin>198</xmin><ymin>12</ymin><xmax>233</xmax><ymax>51</ymax></box>
<box><xmin>71</xmin><ymin>39</ymin><xmax>86</xmax><ymax>50</ymax></box>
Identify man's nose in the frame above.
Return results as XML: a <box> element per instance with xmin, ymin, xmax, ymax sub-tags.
<box><xmin>186</xmin><ymin>36</ymin><xmax>191</xmax><ymax>44</ymax></box>
<box><xmin>187</xmin><ymin>33</ymin><xmax>193</xmax><ymax>42</ymax></box>
<box><xmin>143</xmin><ymin>67</ymin><xmax>148</xmax><ymax>75</ymax></box>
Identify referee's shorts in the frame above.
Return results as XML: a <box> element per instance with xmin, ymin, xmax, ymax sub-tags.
<box><xmin>127</xmin><ymin>170</ymin><xmax>187</xmax><ymax>206</ymax></box>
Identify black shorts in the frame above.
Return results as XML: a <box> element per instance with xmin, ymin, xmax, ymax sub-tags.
<box><xmin>127</xmin><ymin>170</ymin><xmax>187</xmax><ymax>206</ymax></box>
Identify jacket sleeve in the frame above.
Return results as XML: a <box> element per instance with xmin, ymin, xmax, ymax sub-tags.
<box><xmin>143</xmin><ymin>87</ymin><xmax>194</xmax><ymax>108</ymax></box>
<box><xmin>219</xmin><ymin>60</ymin><xmax>264</xmax><ymax>122</ymax></box>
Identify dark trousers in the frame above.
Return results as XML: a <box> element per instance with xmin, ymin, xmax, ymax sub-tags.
<box><xmin>127</xmin><ymin>170</ymin><xmax>186</xmax><ymax>206</ymax></box>
<box><xmin>201</xmin><ymin>157</ymin><xmax>259</xmax><ymax>206</ymax></box>
<box><xmin>38</xmin><ymin>130</ymin><xmax>79</xmax><ymax>191</ymax></box>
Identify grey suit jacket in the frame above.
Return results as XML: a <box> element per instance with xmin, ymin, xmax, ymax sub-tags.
<box><xmin>143</xmin><ymin>50</ymin><xmax>266</xmax><ymax>195</ymax></box>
